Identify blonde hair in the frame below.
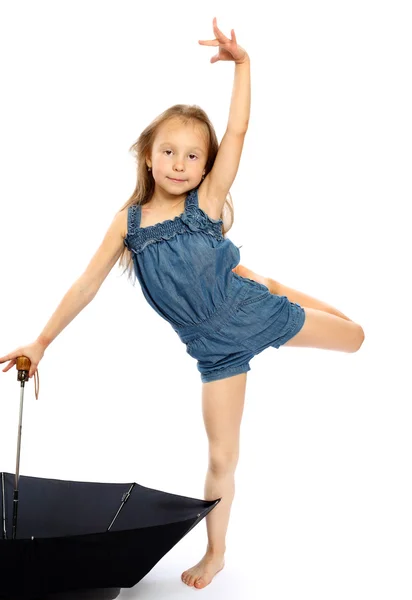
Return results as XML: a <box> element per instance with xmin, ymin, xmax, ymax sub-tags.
<box><xmin>117</xmin><ymin>104</ymin><xmax>235</xmax><ymax>284</ymax></box>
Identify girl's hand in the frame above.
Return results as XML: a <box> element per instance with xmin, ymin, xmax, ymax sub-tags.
<box><xmin>199</xmin><ymin>17</ymin><xmax>248</xmax><ymax>65</ymax></box>
<box><xmin>0</xmin><ymin>341</ymin><xmax>46</xmax><ymax>378</ymax></box>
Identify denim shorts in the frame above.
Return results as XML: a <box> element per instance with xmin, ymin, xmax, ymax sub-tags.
<box><xmin>172</xmin><ymin>273</ymin><xmax>306</xmax><ymax>384</ymax></box>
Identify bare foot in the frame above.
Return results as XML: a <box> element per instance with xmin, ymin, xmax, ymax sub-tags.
<box><xmin>181</xmin><ymin>551</ymin><xmax>225</xmax><ymax>589</ymax></box>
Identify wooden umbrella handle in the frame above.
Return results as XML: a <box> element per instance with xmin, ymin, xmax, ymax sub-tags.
<box><xmin>16</xmin><ymin>356</ymin><xmax>31</xmax><ymax>372</ymax></box>
<box><xmin>16</xmin><ymin>356</ymin><xmax>40</xmax><ymax>400</ymax></box>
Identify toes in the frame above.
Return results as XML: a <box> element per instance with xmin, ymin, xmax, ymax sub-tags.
<box><xmin>181</xmin><ymin>573</ymin><xmax>194</xmax><ymax>587</ymax></box>
<box><xmin>195</xmin><ymin>577</ymin><xmax>207</xmax><ymax>588</ymax></box>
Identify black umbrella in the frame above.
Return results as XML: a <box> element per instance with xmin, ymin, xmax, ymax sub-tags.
<box><xmin>0</xmin><ymin>357</ymin><xmax>220</xmax><ymax>599</ymax></box>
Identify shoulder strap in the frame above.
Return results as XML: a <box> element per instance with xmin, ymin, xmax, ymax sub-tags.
<box><xmin>186</xmin><ymin>188</ymin><xmax>199</xmax><ymax>208</ymax></box>
<box><xmin>127</xmin><ymin>204</ymin><xmax>141</xmax><ymax>236</ymax></box>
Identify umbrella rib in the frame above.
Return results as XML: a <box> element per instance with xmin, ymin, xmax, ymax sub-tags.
<box><xmin>106</xmin><ymin>482</ymin><xmax>136</xmax><ymax>531</ymax></box>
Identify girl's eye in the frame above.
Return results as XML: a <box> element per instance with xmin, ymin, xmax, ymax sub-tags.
<box><xmin>163</xmin><ymin>150</ymin><xmax>197</xmax><ymax>160</ymax></box>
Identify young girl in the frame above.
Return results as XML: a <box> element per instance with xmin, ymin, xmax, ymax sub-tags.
<box><xmin>0</xmin><ymin>18</ymin><xmax>364</xmax><ymax>590</ymax></box>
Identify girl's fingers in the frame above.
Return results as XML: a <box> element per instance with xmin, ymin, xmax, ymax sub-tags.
<box><xmin>200</xmin><ymin>19</ymin><xmax>238</xmax><ymax>58</ymax></box>
<box><xmin>198</xmin><ymin>39</ymin><xmax>220</xmax><ymax>46</ymax></box>
<box><xmin>213</xmin><ymin>18</ymin><xmax>230</xmax><ymax>42</ymax></box>
<box><xmin>0</xmin><ymin>350</ymin><xmax>18</xmax><ymax>363</ymax></box>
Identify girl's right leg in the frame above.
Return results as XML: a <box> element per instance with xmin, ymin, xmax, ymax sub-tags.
<box><xmin>181</xmin><ymin>372</ymin><xmax>247</xmax><ymax>589</ymax></box>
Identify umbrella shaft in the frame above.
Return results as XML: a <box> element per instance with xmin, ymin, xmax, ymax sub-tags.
<box><xmin>15</xmin><ymin>385</ymin><xmax>25</xmax><ymax>489</ymax></box>
<box><xmin>12</xmin><ymin>490</ymin><xmax>18</xmax><ymax>540</ymax></box>
<box><xmin>1</xmin><ymin>473</ymin><xmax>6</xmax><ymax>540</ymax></box>
<box><xmin>11</xmin><ymin>385</ymin><xmax>25</xmax><ymax>540</ymax></box>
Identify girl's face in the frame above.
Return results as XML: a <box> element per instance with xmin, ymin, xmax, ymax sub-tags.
<box><xmin>147</xmin><ymin>118</ymin><xmax>208</xmax><ymax>194</ymax></box>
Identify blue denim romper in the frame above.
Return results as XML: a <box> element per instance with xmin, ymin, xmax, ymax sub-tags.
<box><xmin>123</xmin><ymin>187</ymin><xmax>306</xmax><ymax>383</ymax></box>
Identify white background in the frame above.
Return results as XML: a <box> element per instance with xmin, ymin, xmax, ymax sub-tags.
<box><xmin>0</xmin><ymin>1</ymin><xmax>411</xmax><ymax>598</ymax></box>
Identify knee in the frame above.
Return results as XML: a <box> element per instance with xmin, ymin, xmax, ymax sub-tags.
<box><xmin>352</xmin><ymin>324</ymin><xmax>365</xmax><ymax>352</ymax></box>
<box><xmin>209</xmin><ymin>448</ymin><xmax>239</xmax><ymax>474</ymax></box>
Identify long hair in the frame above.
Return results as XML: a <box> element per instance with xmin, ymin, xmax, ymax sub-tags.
<box><xmin>117</xmin><ymin>104</ymin><xmax>235</xmax><ymax>284</ymax></box>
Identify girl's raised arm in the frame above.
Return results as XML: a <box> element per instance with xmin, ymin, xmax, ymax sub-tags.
<box><xmin>199</xmin><ymin>18</ymin><xmax>251</xmax><ymax>210</ymax></box>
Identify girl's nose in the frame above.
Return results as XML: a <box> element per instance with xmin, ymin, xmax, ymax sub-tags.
<box><xmin>172</xmin><ymin>155</ymin><xmax>185</xmax><ymax>169</ymax></box>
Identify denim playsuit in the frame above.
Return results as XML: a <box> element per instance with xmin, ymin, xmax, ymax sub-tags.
<box><xmin>123</xmin><ymin>187</ymin><xmax>306</xmax><ymax>383</ymax></box>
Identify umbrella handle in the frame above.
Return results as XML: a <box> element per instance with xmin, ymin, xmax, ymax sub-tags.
<box><xmin>16</xmin><ymin>356</ymin><xmax>40</xmax><ymax>400</ymax></box>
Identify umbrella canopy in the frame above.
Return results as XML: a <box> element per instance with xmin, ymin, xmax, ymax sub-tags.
<box><xmin>0</xmin><ymin>472</ymin><xmax>220</xmax><ymax>599</ymax></box>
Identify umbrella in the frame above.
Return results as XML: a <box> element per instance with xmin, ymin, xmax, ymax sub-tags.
<box><xmin>0</xmin><ymin>357</ymin><xmax>221</xmax><ymax>599</ymax></box>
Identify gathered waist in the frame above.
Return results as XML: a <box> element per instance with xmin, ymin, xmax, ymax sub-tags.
<box><xmin>171</xmin><ymin>273</ymin><xmax>251</xmax><ymax>344</ymax></box>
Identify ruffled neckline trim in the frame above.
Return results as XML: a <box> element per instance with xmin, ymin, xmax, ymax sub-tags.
<box><xmin>124</xmin><ymin>189</ymin><xmax>224</xmax><ymax>254</ymax></box>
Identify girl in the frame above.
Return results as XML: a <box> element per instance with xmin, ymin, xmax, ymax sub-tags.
<box><xmin>0</xmin><ymin>18</ymin><xmax>364</xmax><ymax>590</ymax></box>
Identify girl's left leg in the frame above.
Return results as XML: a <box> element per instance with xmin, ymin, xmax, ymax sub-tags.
<box><xmin>233</xmin><ymin>264</ymin><xmax>364</xmax><ymax>352</ymax></box>
<box><xmin>233</xmin><ymin>264</ymin><xmax>354</xmax><ymax>322</ymax></box>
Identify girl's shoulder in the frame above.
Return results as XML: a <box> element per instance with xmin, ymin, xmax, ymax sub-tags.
<box><xmin>118</xmin><ymin>205</ymin><xmax>130</xmax><ymax>239</ymax></box>
<box><xmin>197</xmin><ymin>179</ymin><xmax>225</xmax><ymax>222</ymax></box>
